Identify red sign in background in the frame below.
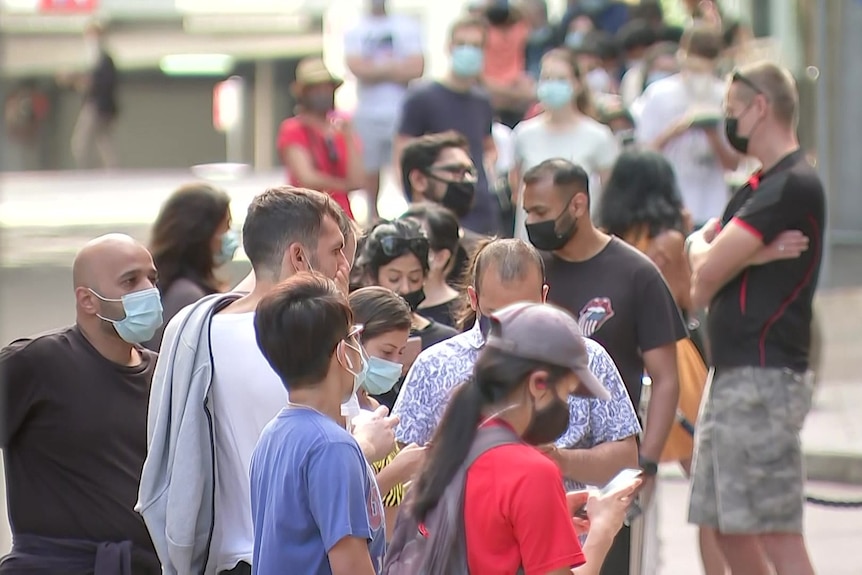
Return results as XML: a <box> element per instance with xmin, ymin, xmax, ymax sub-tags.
<box><xmin>39</xmin><ymin>0</ymin><xmax>98</xmax><ymax>13</ymax></box>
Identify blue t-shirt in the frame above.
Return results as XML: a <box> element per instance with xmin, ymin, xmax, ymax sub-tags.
<box><xmin>250</xmin><ymin>407</ymin><xmax>386</xmax><ymax>575</ymax></box>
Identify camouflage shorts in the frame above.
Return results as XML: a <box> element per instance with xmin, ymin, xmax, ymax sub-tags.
<box><xmin>688</xmin><ymin>367</ymin><xmax>814</xmax><ymax>534</ymax></box>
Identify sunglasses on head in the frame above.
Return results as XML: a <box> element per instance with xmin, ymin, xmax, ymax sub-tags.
<box><xmin>378</xmin><ymin>235</ymin><xmax>430</xmax><ymax>259</ymax></box>
<box><xmin>732</xmin><ymin>71</ymin><xmax>764</xmax><ymax>95</ymax></box>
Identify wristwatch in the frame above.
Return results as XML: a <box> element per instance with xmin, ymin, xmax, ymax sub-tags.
<box><xmin>639</xmin><ymin>455</ymin><xmax>659</xmax><ymax>476</ymax></box>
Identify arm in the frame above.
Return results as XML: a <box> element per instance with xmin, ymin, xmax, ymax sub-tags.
<box><xmin>309</xmin><ymin>442</ymin><xmax>377</xmax><ymax>575</ymax></box>
<box><xmin>329</xmin><ymin>537</ymin><xmax>376</xmax><ymax>575</ymax></box>
<box><xmin>282</xmin><ymin>145</ymin><xmax>353</xmax><ymax>191</ymax></box>
<box><xmin>0</xmin><ymin>340</ymin><xmax>36</xmax><ymax>448</ymax></box>
<box><xmin>639</xmin><ymin>344</ymin><xmax>679</xmax><ymax>462</ymax></box>
<box><xmin>391</xmin><ymin>134</ymin><xmax>413</xmax><ymax>193</ymax></box>
<box><xmin>551</xmin><ymin>437</ymin><xmax>638</xmax><ymax>486</ymax></box>
<box><xmin>689</xmin><ymin>220</ymin><xmax>763</xmax><ymax>309</ymax></box>
<box><xmin>392</xmin><ymin>89</ymin><xmax>425</xmax><ymax>191</ymax></box>
<box><xmin>483</xmin><ymin>135</ymin><xmax>499</xmax><ymax>183</ymax></box>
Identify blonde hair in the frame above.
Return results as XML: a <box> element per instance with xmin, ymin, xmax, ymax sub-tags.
<box><xmin>736</xmin><ymin>61</ymin><xmax>799</xmax><ymax>127</ymax></box>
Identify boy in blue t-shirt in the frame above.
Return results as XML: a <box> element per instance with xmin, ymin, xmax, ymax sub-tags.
<box><xmin>250</xmin><ymin>273</ymin><xmax>385</xmax><ymax>575</ymax></box>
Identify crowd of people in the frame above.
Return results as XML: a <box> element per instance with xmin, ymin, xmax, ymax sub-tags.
<box><xmin>0</xmin><ymin>2</ymin><xmax>827</xmax><ymax>575</ymax></box>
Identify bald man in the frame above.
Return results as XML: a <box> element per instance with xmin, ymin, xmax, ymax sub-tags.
<box><xmin>0</xmin><ymin>234</ymin><xmax>162</xmax><ymax>574</ymax></box>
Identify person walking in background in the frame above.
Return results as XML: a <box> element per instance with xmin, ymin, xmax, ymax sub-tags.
<box><xmin>344</xmin><ymin>0</ymin><xmax>425</xmax><ymax>221</ymax></box>
<box><xmin>0</xmin><ymin>234</ymin><xmax>162</xmax><ymax>574</ymax></box>
<box><xmin>635</xmin><ymin>24</ymin><xmax>739</xmax><ymax>229</ymax></box>
<box><xmin>511</xmin><ymin>48</ymin><xmax>618</xmax><ymax>240</ymax></box>
<box><xmin>70</xmin><ymin>21</ymin><xmax>118</xmax><ymax>170</ymax></box>
<box><xmin>277</xmin><ymin>57</ymin><xmax>364</xmax><ymax>220</ymax></box>
<box><xmin>686</xmin><ymin>62</ymin><xmax>825</xmax><ymax>575</ymax></box>
<box><xmin>144</xmin><ymin>183</ymin><xmax>237</xmax><ymax>351</ymax></box>
<box><xmin>395</xmin><ymin>16</ymin><xmax>499</xmax><ymax>236</ymax></box>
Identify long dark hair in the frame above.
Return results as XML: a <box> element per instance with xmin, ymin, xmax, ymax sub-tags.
<box><xmin>401</xmin><ymin>203</ymin><xmax>461</xmax><ymax>273</ymax></box>
<box><xmin>598</xmin><ymin>150</ymin><xmax>686</xmax><ymax>239</ymax></box>
<box><xmin>150</xmin><ymin>183</ymin><xmax>231</xmax><ymax>294</ymax></box>
<box><xmin>410</xmin><ymin>346</ymin><xmax>568</xmax><ymax>521</ymax></box>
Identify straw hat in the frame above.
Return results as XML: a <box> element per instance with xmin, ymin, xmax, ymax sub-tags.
<box><xmin>292</xmin><ymin>57</ymin><xmax>343</xmax><ymax>93</ymax></box>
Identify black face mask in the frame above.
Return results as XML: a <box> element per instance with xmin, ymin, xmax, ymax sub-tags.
<box><xmin>724</xmin><ymin>116</ymin><xmax>749</xmax><ymax>154</ymax></box>
<box><xmin>426</xmin><ymin>173</ymin><xmax>475</xmax><ymax>219</ymax></box>
<box><xmin>522</xmin><ymin>391</ymin><xmax>570</xmax><ymax>445</ymax></box>
<box><xmin>525</xmin><ymin>206</ymin><xmax>578</xmax><ymax>252</ymax></box>
<box><xmin>478</xmin><ymin>314</ymin><xmax>492</xmax><ymax>340</ymax></box>
<box><xmin>401</xmin><ymin>288</ymin><xmax>426</xmax><ymax>312</ymax></box>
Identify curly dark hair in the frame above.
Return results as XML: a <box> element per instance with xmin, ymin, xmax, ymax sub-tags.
<box><xmin>598</xmin><ymin>150</ymin><xmax>686</xmax><ymax>239</ymax></box>
<box><xmin>354</xmin><ymin>218</ymin><xmax>430</xmax><ymax>286</ymax></box>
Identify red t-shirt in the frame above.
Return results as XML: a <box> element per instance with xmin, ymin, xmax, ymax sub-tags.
<box><xmin>276</xmin><ymin>117</ymin><xmax>354</xmax><ymax>218</ymax></box>
<box><xmin>464</xmin><ymin>424</ymin><xmax>587</xmax><ymax>575</ymax></box>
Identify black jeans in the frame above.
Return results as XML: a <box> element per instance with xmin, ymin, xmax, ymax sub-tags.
<box><xmin>219</xmin><ymin>561</ymin><xmax>252</xmax><ymax>575</ymax></box>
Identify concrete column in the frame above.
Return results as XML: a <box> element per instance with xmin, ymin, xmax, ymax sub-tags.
<box><xmin>254</xmin><ymin>60</ymin><xmax>275</xmax><ymax>170</ymax></box>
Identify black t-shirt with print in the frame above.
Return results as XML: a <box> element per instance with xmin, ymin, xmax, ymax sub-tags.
<box><xmin>708</xmin><ymin>150</ymin><xmax>825</xmax><ymax>371</ymax></box>
<box><xmin>0</xmin><ymin>325</ymin><xmax>160</xmax><ymax>573</ymax></box>
<box><xmin>545</xmin><ymin>238</ymin><xmax>687</xmax><ymax>407</ymax></box>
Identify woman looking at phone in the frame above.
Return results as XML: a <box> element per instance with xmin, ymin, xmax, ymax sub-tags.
<box><xmin>354</xmin><ymin>219</ymin><xmax>458</xmax><ymax>408</ymax></box>
<box><xmin>403</xmin><ymin>303</ymin><xmax>639</xmax><ymax>574</ymax></box>
<box><xmin>347</xmin><ymin>286</ymin><xmax>428</xmax><ymax>541</ymax></box>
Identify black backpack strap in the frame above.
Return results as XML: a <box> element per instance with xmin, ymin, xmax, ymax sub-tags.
<box><xmin>463</xmin><ymin>424</ymin><xmax>522</xmax><ymax>470</ymax></box>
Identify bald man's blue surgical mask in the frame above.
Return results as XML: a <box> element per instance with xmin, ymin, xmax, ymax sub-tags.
<box><xmin>90</xmin><ymin>287</ymin><xmax>164</xmax><ymax>344</ymax></box>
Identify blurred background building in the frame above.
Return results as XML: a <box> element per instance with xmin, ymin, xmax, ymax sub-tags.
<box><xmin>0</xmin><ymin>0</ymin><xmax>860</xmax><ymax>287</ymax></box>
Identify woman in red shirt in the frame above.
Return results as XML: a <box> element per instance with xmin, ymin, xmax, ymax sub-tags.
<box><xmin>277</xmin><ymin>57</ymin><xmax>364</xmax><ymax>219</ymax></box>
<box><xmin>406</xmin><ymin>302</ymin><xmax>639</xmax><ymax>575</ymax></box>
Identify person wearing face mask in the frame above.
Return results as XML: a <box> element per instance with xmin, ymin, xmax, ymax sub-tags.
<box><xmin>522</xmin><ymin>159</ymin><xmax>686</xmax><ymax>575</ymax></box>
<box><xmin>277</xmin><ymin>57</ymin><xmax>364</xmax><ymax>220</ymax></box>
<box><xmin>634</xmin><ymin>24</ymin><xmax>739</xmax><ymax>229</ymax></box>
<box><xmin>143</xmin><ymin>183</ymin><xmax>236</xmax><ymax>351</ymax></box>
<box><xmin>250</xmin><ymin>274</ymin><xmax>386</xmax><ymax>575</ymax></box>
<box><xmin>0</xmin><ymin>234</ymin><xmax>162</xmax><ymax>574</ymax></box>
<box><xmin>511</xmin><ymin>48</ymin><xmax>618</xmax><ymax>241</ymax></box>
<box><xmin>394</xmin><ymin>16</ymin><xmax>500</xmax><ymax>236</ymax></box>
<box><xmin>685</xmin><ymin>62</ymin><xmax>824</xmax><ymax>575</ymax></box>
<box><xmin>138</xmin><ymin>188</ymin><xmax>396</xmax><ymax>575</ymax></box>
<box><xmin>69</xmin><ymin>20</ymin><xmax>118</xmax><ymax>170</ymax></box>
<box><xmin>399</xmin><ymin>302</ymin><xmax>636</xmax><ymax>575</ymax></box>
<box><xmin>399</xmin><ymin>131</ymin><xmax>487</xmax><ymax>286</ymax></box>
<box><xmin>401</xmin><ymin>203</ymin><xmax>462</xmax><ymax>328</ymax></box>
<box><xmin>347</xmin><ymin>287</ymin><xmax>428</xmax><ymax>541</ymax></box>
<box><xmin>354</xmin><ymin>221</ymin><xmax>458</xmax><ymax>401</ymax></box>
<box><xmin>393</xmin><ymin>238</ymin><xmax>639</xmax><ymax>493</ymax></box>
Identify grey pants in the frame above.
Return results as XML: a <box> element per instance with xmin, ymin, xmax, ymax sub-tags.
<box><xmin>71</xmin><ymin>102</ymin><xmax>117</xmax><ymax>169</ymax></box>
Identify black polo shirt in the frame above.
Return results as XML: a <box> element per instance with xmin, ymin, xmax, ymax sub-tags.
<box><xmin>708</xmin><ymin>149</ymin><xmax>825</xmax><ymax>371</ymax></box>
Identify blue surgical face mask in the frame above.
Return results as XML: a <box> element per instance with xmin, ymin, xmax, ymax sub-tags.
<box><xmin>340</xmin><ymin>338</ymin><xmax>369</xmax><ymax>417</ymax></box>
<box><xmin>565</xmin><ymin>31</ymin><xmax>585</xmax><ymax>49</ymax></box>
<box><xmin>451</xmin><ymin>45</ymin><xmax>484</xmax><ymax>78</ymax></box>
<box><xmin>537</xmin><ymin>80</ymin><xmax>574</xmax><ymax>110</ymax></box>
<box><xmin>363</xmin><ymin>356</ymin><xmax>403</xmax><ymax>396</ymax></box>
<box><xmin>215</xmin><ymin>230</ymin><xmax>239</xmax><ymax>266</ymax></box>
<box><xmin>90</xmin><ymin>287</ymin><xmax>164</xmax><ymax>344</ymax></box>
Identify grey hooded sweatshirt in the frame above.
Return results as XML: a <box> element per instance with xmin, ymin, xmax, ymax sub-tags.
<box><xmin>136</xmin><ymin>293</ymin><xmax>241</xmax><ymax>575</ymax></box>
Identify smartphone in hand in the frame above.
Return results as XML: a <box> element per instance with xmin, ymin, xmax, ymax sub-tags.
<box><xmin>600</xmin><ymin>468</ymin><xmax>644</xmax><ymax>497</ymax></box>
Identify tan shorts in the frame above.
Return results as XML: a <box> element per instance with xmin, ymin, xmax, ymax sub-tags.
<box><xmin>688</xmin><ymin>366</ymin><xmax>814</xmax><ymax>534</ymax></box>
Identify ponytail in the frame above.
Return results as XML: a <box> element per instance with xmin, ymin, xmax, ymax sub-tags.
<box><xmin>410</xmin><ymin>378</ymin><xmax>485</xmax><ymax>521</ymax></box>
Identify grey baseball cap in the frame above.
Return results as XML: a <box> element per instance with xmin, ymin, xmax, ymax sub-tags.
<box><xmin>485</xmin><ymin>302</ymin><xmax>611</xmax><ymax>401</ymax></box>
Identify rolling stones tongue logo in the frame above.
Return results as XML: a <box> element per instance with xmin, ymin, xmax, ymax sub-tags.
<box><xmin>577</xmin><ymin>297</ymin><xmax>615</xmax><ymax>337</ymax></box>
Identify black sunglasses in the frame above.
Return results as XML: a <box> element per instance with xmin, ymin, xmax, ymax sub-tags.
<box><xmin>379</xmin><ymin>236</ymin><xmax>430</xmax><ymax>259</ymax></box>
<box><xmin>732</xmin><ymin>71</ymin><xmax>764</xmax><ymax>95</ymax></box>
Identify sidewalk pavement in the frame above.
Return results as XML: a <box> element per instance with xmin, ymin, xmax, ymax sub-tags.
<box><xmin>657</xmin><ymin>473</ymin><xmax>862</xmax><ymax>574</ymax></box>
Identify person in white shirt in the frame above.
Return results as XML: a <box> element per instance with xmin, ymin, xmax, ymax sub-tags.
<box><xmin>344</xmin><ymin>0</ymin><xmax>424</xmax><ymax>220</ymax></box>
<box><xmin>510</xmin><ymin>48</ymin><xmax>618</xmax><ymax>241</ymax></box>
<box><xmin>634</xmin><ymin>24</ymin><xmax>739</xmax><ymax>228</ymax></box>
